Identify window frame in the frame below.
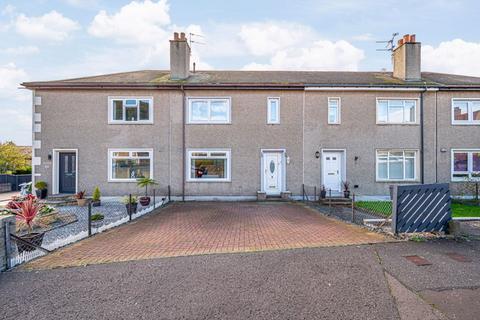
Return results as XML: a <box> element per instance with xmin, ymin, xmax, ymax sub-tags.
<box><xmin>108</xmin><ymin>97</ymin><xmax>154</xmax><ymax>124</ymax></box>
<box><xmin>327</xmin><ymin>97</ymin><xmax>341</xmax><ymax>124</ymax></box>
<box><xmin>187</xmin><ymin>97</ymin><xmax>231</xmax><ymax>124</ymax></box>
<box><xmin>375</xmin><ymin>149</ymin><xmax>419</xmax><ymax>182</ymax></box>
<box><xmin>186</xmin><ymin>148</ymin><xmax>231</xmax><ymax>182</ymax></box>
<box><xmin>451</xmin><ymin>98</ymin><xmax>480</xmax><ymax>125</ymax></box>
<box><xmin>108</xmin><ymin>148</ymin><xmax>154</xmax><ymax>182</ymax></box>
<box><xmin>267</xmin><ymin>97</ymin><xmax>281</xmax><ymax>124</ymax></box>
<box><xmin>376</xmin><ymin>98</ymin><xmax>418</xmax><ymax>125</ymax></box>
<box><xmin>451</xmin><ymin>149</ymin><xmax>480</xmax><ymax>181</ymax></box>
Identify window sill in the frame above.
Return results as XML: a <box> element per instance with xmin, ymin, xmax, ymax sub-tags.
<box><xmin>108</xmin><ymin>121</ymin><xmax>154</xmax><ymax>125</ymax></box>
<box><xmin>186</xmin><ymin>179</ymin><xmax>231</xmax><ymax>183</ymax></box>
<box><xmin>327</xmin><ymin>123</ymin><xmax>341</xmax><ymax>125</ymax></box>
<box><xmin>187</xmin><ymin>122</ymin><xmax>231</xmax><ymax>125</ymax></box>
<box><xmin>108</xmin><ymin>179</ymin><xmax>142</xmax><ymax>183</ymax></box>
<box><xmin>451</xmin><ymin>122</ymin><xmax>480</xmax><ymax>126</ymax></box>
<box><xmin>376</xmin><ymin>122</ymin><xmax>419</xmax><ymax>126</ymax></box>
<box><xmin>376</xmin><ymin>179</ymin><xmax>419</xmax><ymax>183</ymax></box>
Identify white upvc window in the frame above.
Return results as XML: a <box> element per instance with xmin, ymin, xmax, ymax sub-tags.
<box><xmin>108</xmin><ymin>97</ymin><xmax>153</xmax><ymax>124</ymax></box>
<box><xmin>452</xmin><ymin>99</ymin><xmax>480</xmax><ymax>125</ymax></box>
<box><xmin>376</xmin><ymin>99</ymin><xmax>417</xmax><ymax>124</ymax></box>
<box><xmin>451</xmin><ymin>149</ymin><xmax>480</xmax><ymax>181</ymax></box>
<box><xmin>267</xmin><ymin>97</ymin><xmax>280</xmax><ymax>124</ymax></box>
<box><xmin>328</xmin><ymin>97</ymin><xmax>341</xmax><ymax>124</ymax></box>
<box><xmin>187</xmin><ymin>149</ymin><xmax>231</xmax><ymax>182</ymax></box>
<box><xmin>376</xmin><ymin>150</ymin><xmax>418</xmax><ymax>181</ymax></box>
<box><xmin>187</xmin><ymin>98</ymin><xmax>231</xmax><ymax>124</ymax></box>
<box><xmin>108</xmin><ymin>149</ymin><xmax>153</xmax><ymax>182</ymax></box>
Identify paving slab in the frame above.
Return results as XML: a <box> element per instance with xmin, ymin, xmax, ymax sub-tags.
<box><xmin>22</xmin><ymin>201</ymin><xmax>389</xmax><ymax>269</ymax></box>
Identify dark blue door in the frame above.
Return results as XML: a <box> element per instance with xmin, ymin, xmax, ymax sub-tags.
<box><xmin>59</xmin><ymin>152</ymin><xmax>76</xmax><ymax>194</ymax></box>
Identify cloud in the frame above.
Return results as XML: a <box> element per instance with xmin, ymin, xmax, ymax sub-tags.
<box><xmin>0</xmin><ymin>63</ymin><xmax>29</xmax><ymax>101</ymax></box>
<box><xmin>239</xmin><ymin>22</ymin><xmax>316</xmax><ymax>56</ymax></box>
<box><xmin>422</xmin><ymin>39</ymin><xmax>480</xmax><ymax>76</ymax></box>
<box><xmin>15</xmin><ymin>10</ymin><xmax>80</xmax><ymax>41</ymax></box>
<box><xmin>88</xmin><ymin>0</ymin><xmax>171</xmax><ymax>44</ymax></box>
<box><xmin>0</xmin><ymin>46</ymin><xmax>39</xmax><ymax>55</ymax></box>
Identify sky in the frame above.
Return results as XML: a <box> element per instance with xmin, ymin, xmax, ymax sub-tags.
<box><xmin>1</xmin><ymin>0</ymin><xmax>480</xmax><ymax>145</ymax></box>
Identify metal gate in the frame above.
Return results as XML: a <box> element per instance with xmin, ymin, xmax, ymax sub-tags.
<box><xmin>391</xmin><ymin>183</ymin><xmax>451</xmax><ymax>234</ymax></box>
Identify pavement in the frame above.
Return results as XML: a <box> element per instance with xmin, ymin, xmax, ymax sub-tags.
<box><xmin>0</xmin><ymin>191</ymin><xmax>18</xmax><ymax>204</ymax></box>
<box><xmin>1</xmin><ymin>239</ymin><xmax>479</xmax><ymax>319</ymax></box>
<box><xmin>21</xmin><ymin>201</ymin><xmax>388</xmax><ymax>269</ymax></box>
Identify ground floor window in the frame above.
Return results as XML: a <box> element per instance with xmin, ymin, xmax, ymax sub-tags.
<box><xmin>376</xmin><ymin>150</ymin><xmax>418</xmax><ymax>181</ymax></box>
<box><xmin>452</xmin><ymin>150</ymin><xmax>480</xmax><ymax>181</ymax></box>
<box><xmin>108</xmin><ymin>149</ymin><xmax>153</xmax><ymax>181</ymax></box>
<box><xmin>187</xmin><ymin>149</ymin><xmax>231</xmax><ymax>182</ymax></box>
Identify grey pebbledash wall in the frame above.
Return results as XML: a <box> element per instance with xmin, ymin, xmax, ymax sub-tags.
<box><xmin>0</xmin><ymin>215</ymin><xmax>15</xmax><ymax>271</ymax></box>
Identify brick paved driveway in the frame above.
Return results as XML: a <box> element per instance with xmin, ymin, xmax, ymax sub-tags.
<box><xmin>24</xmin><ymin>202</ymin><xmax>389</xmax><ymax>269</ymax></box>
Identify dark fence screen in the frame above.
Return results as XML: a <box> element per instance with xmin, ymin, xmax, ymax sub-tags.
<box><xmin>0</xmin><ymin>174</ymin><xmax>31</xmax><ymax>192</ymax></box>
<box><xmin>392</xmin><ymin>183</ymin><xmax>451</xmax><ymax>234</ymax></box>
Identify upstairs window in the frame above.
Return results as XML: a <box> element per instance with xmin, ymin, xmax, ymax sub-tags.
<box><xmin>452</xmin><ymin>150</ymin><xmax>480</xmax><ymax>181</ymax></box>
<box><xmin>377</xmin><ymin>99</ymin><xmax>416</xmax><ymax>124</ymax></box>
<box><xmin>188</xmin><ymin>98</ymin><xmax>231</xmax><ymax>124</ymax></box>
<box><xmin>452</xmin><ymin>100</ymin><xmax>480</xmax><ymax>124</ymax></box>
<box><xmin>328</xmin><ymin>97</ymin><xmax>341</xmax><ymax>124</ymax></box>
<box><xmin>267</xmin><ymin>98</ymin><xmax>280</xmax><ymax>124</ymax></box>
<box><xmin>109</xmin><ymin>97</ymin><xmax>153</xmax><ymax>124</ymax></box>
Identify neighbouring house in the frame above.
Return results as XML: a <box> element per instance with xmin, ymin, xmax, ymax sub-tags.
<box><xmin>22</xmin><ymin>33</ymin><xmax>480</xmax><ymax>199</ymax></box>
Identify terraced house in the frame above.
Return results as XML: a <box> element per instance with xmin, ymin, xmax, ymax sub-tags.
<box><xmin>22</xmin><ymin>33</ymin><xmax>480</xmax><ymax>199</ymax></box>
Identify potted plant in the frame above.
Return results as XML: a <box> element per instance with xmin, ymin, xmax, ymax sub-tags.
<box><xmin>342</xmin><ymin>181</ymin><xmax>351</xmax><ymax>198</ymax></box>
<box><xmin>75</xmin><ymin>190</ymin><xmax>87</xmax><ymax>207</ymax></box>
<box><xmin>320</xmin><ymin>185</ymin><xmax>327</xmax><ymax>199</ymax></box>
<box><xmin>90</xmin><ymin>212</ymin><xmax>105</xmax><ymax>228</ymax></box>
<box><xmin>11</xmin><ymin>197</ymin><xmax>45</xmax><ymax>253</ymax></box>
<box><xmin>136</xmin><ymin>177</ymin><xmax>157</xmax><ymax>206</ymax></box>
<box><xmin>92</xmin><ymin>186</ymin><xmax>101</xmax><ymax>207</ymax></box>
<box><xmin>122</xmin><ymin>196</ymin><xmax>138</xmax><ymax>214</ymax></box>
<box><xmin>34</xmin><ymin>181</ymin><xmax>48</xmax><ymax>199</ymax></box>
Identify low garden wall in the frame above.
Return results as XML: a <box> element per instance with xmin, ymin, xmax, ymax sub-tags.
<box><xmin>0</xmin><ymin>214</ymin><xmax>15</xmax><ymax>271</ymax></box>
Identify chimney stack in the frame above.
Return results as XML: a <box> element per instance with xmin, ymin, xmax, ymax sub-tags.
<box><xmin>392</xmin><ymin>34</ymin><xmax>421</xmax><ymax>81</ymax></box>
<box><xmin>170</xmin><ymin>32</ymin><xmax>190</xmax><ymax>80</ymax></box>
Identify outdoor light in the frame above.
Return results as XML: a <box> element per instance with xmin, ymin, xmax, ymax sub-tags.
<box><xmin>440</xmin><ymin>148</ymin><xmax>447</xmax><ymax>153</ymax></box>
<box><xmin>315</xmin><ymin>151</ymin><xmax>320</xmax><ymax>158</ymax></box>
<box><xmin>354</xmin><ymin>156</ymin><xmax>359</xmax><ymax>161</ymax></box>
<box><xmin>48</xmin><ymin>153</ymin><xmax>52</xmax><ymax>160</ymax></box>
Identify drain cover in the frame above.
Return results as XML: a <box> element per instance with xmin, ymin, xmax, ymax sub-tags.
<box><xmin>404</xmin><ymin>255</ymin><xmax>432</xmax><ymax>266</ymax></box>
<box><xmin>445</xmin><ymin>252</ymin><xmax>472</xmax><ymax>263</ymax></box>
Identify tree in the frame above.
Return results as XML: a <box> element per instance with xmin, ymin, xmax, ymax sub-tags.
<box><xmin>0</xmin><ymin>141</ymin><xmax>30</xmax><ymax>174</ymax></box>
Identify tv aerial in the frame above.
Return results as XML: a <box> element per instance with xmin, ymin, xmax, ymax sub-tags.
<box><xmin>189</xmin><ymin>33</ymin><xmax>206</xmax><ymax>47</ymax></box>
<box><xmin>376</xmin><ymin>32</ymin><xmax>399</xmax><ymax>52</ymax></box>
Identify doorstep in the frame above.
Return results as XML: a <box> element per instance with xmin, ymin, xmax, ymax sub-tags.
<box><xmin>257</xmin><ymin>191</ymin><xmax>291</xmax><ymax>201</ymax></box>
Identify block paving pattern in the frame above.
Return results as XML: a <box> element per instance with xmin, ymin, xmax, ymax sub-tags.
<box><xmin>23</xmin><ymin>202</ymin><xmax>389</xmax><ymax>269</ymax></box>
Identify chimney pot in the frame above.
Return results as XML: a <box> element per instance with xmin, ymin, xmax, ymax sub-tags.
<box><xmin>174</xmin><ymin>32</ymin><xmax>179</xmax><ymax>40</ymax></box>
<box><xmin>410</xmin><ymin>34</ymin><xmax>416</xmax><ymax>42</ymax></box>
<box><xmin>403</xmin><ymin>34</ymin><xmax>409</xmax><ymax>43</ymax></box>
<box><xmin>180</xmin><ymin>32</ymin><xmax>186</xmax><ymax>40</ymax></box>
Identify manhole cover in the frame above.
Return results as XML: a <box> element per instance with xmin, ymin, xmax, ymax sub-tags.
<box><xmin>445</xmin><ymin>252</ymin><xmax>472</xmax><ymax>263</ymax></box>
<box><xmin>404</xmin><ymin>255</ymin><xmax>432</xmax><ymax>266</ymax></box>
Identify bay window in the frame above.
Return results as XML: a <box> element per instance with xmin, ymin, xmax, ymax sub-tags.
<box><xmin>376</xmin><ymin>150</ymin><xmax>418</xmax><ymax>181</ymax></box>
<box><xmin>452</xmin><ymin>150</ymin><xmax>480</xmax><ymax>181</ymax></box>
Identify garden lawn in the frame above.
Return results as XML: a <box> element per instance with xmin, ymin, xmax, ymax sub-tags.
<box><xmin>354</xmin><ymin>201</ymin><xmax>480</xmax><ymax>218</ymax></box>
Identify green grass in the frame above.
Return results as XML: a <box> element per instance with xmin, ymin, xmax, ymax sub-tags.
<box><xmin>355</xmin><ymin>201</ymin><xmax>480</xmax><ymax>218</ymax></box>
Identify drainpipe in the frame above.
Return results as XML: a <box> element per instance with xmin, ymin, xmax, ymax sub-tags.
<box><xmin>420</xmin><ymin>83</ymin><xmax>427</xmax><ymax>184</ymax></box>
<box><xmin>181</xmin><ymin>85</ymin><xmax>186</xmax><ymax>201</ymax></box>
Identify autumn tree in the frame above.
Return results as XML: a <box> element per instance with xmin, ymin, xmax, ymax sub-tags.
<box><xmin>0</xmin><ymin>141</ymin><xmax>30</xmax><ymax>174</ymax></box>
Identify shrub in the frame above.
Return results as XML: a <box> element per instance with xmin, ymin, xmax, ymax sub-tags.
<box><xmin>122</xmin><ymin>195</ymin><xmax>137</xmax><ymax>204</ymax></box>
<box><xmin>92</xmin><ymin>187</ymin><xmax>101</xmax><ymax>201</ymax></box>
<box><xmin>91</xmin><ymin>213</ymin><xmax>104</xmax><ymax>221</ymax></box>
<box><xmin>75</xmin><ymin>190</ymin><xmax>86</xmax><ymax>199</ymax></box>
<box><xmin>34</xmin><ymin>181</ymin><xmax>47</xmax><ymax>190</ymax></box>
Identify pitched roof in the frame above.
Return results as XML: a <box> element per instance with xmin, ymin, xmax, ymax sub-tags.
<box><xmin>21</xmin><ymin>70</ymin><xmax>480</xmax><ymax>89</ymax></box>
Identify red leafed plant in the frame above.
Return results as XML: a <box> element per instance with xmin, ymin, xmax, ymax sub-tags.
<box><xmin>6</xmin><ymin>194</ymin><xmax>37</xmax><ymax>210</ymax></box>
<box><xmin>12</xmin><ymin>198</ymin><xmax>43</xmax><ymax>234</ymax></box>
<box><xmin>75</xmin><ymin>190</ymin><xmax>86</xmax><ymax>199</ymax></box>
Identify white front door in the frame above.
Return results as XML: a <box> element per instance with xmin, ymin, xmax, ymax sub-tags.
<box><xmin>323</xmin><ymin>152</ymin><xmax>342</xmax><ymax>192</ymax></box>
<box><xmin>263</xmin><ymin>152</ymin><xmax>283</xmax><ymax>195</ymax></box>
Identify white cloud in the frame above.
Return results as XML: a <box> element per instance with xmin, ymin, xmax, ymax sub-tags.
<box><xmin>422</xmin><ymin>39</ymin><xmax>480</xmax><ymax>76</ymax></box>
<box><xmin>0</xmin><ymin>46</ymin><xmax>39</xmax><ymax>55</ymax></box>
<box><xmin>88</xmin><ymin>0</ymin><xmax>171</xmax><ymax>44</ymax></box>
<box><xmin>0</xmin><ymin>63</ymin><xmax>29</xmax><ymax>101</ymax></box>
<box><xmin>15</xmin><ymin>10</ymin><xmax>80</xmax><ymax>41</ymax></box>
<box><xmin>239</xmin><ymin>22</ymin><xmax>316</xmax><ymax>56</ymax></box>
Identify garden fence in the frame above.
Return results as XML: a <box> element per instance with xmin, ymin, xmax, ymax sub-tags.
<box><xmin>0</xmin><ymin>174</ymin><xmax>31</xmax><ymax>192</ymax></box>
<box><xmin>5</xmin><ymin>187</ymin><xmax>171</xmax><ymax>269</ymax></box>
